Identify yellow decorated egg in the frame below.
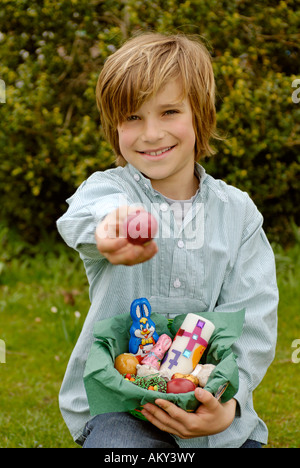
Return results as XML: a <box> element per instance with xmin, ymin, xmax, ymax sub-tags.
<box><xmin>114</xmin><ymin>353</ymin><xmax>139</xmax><ymax>375</ymax></box>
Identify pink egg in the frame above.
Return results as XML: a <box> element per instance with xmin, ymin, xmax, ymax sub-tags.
<box><xmin>124</xmin><ymin>211</ymin><xmax>158</xmax><ymax>245</ymax></box>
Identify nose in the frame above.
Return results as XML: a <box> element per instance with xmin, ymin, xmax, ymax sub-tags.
<box><xmin>141</xmin><ymin>117</ymin><xmax>164</xmax><ymax>143</ymax></box>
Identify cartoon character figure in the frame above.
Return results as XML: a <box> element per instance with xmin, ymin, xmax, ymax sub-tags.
<box><xmin>129</xmin><ymin>298</ymin><xmax>159</xmax><ymax>357</ymax></box>
<box><xmin>141</xmin><ymin>334</ymin><xmax>172</xmax><ymax>370</ymax></box>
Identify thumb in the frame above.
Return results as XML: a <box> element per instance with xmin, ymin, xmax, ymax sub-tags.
<box><xmin>195</xmin><ymin>388</ymin><xmax>219</xmax><ymax>411</ymax></box>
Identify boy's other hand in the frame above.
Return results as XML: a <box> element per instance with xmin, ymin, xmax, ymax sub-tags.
<box><xmin>95</xmin><ymin>205</ymin><xmax>158</xmax><ymax>266</ymax></box>
<box><xmin>141</xmin><ymin>388</ymin><xmax>236</xmax><ymax>439</ymax></box>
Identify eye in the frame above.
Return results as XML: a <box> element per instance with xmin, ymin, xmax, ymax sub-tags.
<box><xmin>126</xmin><ymin>114</ymin><xmax>140</xmax><ymax>121</ymax></box>
<box><xmin>164</xmin><ymin>109</ymin><xmax>179</xmax><ymax>116</ymax></box>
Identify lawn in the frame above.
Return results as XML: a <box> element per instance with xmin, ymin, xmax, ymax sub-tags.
<box><xmin>0</xmin><ymin>227</ymin><xmax>299</xmax><ymax>448</ymax></box>
<box><xmin>0</xmin><ymin>231</ymin><xmax>87</xmax><ymax>448</ymax></box>
<box><xmin>253</xmin><ymin>237</ymin><xmax>300</xmax><ymax>448</ymax></box>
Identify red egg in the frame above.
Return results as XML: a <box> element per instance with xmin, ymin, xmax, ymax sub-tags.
<box><xmin>123</xmin><ymin>211</ymin><xmax>158</xmax><ymax>245</ymax></box>
<box><xmin>166</xmin><ymin>378</ymin><xmax>196</xmax><ymax>394</ymax></box>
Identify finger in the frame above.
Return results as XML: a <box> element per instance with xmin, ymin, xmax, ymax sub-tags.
<box><xmin>119</xmin><ymin>241</ymin><xmax>158</xmax><ymax>265</ymax></box>
<box><xmin>96</xmin><ymin>205</ymin><xmax>147</xmax><ymax>239</ymax></box>
<box><xmin>107</xmin><ymin>240</ymin><xmax>158</xmax><ymax>266</ymax></box>
<box><xmin>194</xmin><ymin>388</ymin><xmax>219</xmax><ymax>412</ymax></box>
<box><xmin>144</xmin><ymin>398</ymin><xmax>190</xmax><ymax>428</ymax></box>
<box><xmin>95</xmin><ymin>219</ymin><xmax>118</xmax><ymax>241</ymax></box>
<box><xmin>96</xmin><ymin>236</ymin><xmax>128</xmax><ymax>254</ymax></box>
<box><xmin>153</xmin><ymin>398</ymin><xmax>186</xmax><ymax>419</ymax></box>
<box><xmin>141</xmin><ymin>401</ymin><xmax>184</xmax><ymax>436</ymax></box>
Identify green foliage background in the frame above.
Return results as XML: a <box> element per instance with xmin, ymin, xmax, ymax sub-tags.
<box><xmin>0</xmin><ymin>0</ymin><xmax>299</xmax><ymax>244</ymax></box>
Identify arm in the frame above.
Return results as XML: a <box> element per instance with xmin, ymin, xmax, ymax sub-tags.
<box><xmin>56</xmin><ymin>175</ymin><xmax>128</xmax><ymax>259</ymax></box>
<box><xmin>57</xmin><ymin>175</ymin><xmax>157</xmax><ymax>264</ymax></box>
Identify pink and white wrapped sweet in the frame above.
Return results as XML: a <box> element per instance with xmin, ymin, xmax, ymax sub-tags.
<box><xmin>141</xmin><ymin>334</ymin><xmax>172</xmax><ymax>370</ymax></box>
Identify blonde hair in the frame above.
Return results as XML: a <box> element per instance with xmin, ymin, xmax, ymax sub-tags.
<box><xmin>96</xmin><ymin>32</ymin><xmax>218</xmax><ymax>166</ymax></box>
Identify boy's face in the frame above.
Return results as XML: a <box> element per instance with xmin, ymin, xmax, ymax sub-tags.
<box><xmin>117</xmin><ymin>80</ymin><xmax>196</xmax><ymax>198</ymax></box>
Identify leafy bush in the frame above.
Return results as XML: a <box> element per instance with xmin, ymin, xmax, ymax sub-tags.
<box><xmin>0</xmin><ymin>0</ymin><xmax>299</xmax><ymax>244</ymax></box>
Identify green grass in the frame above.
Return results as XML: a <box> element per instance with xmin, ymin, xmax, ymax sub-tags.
<box><xmin>253</xmin><ymin>236</ymin><xmax>300</xmax><ymax>448</ymax></box>
<box><xmin>0</xmin><ymin>231</ymin><xmax>88</xmax><ymax>448</ymax></box>
<box><xmin>0</xmin><ymin>226</ymin><xmax>300</xmax><ymax>448</ymax></box>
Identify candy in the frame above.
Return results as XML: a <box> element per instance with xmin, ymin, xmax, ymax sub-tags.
<box><xmin>144</xmin><ymin>376</ymin><xmax>167</xmax><ymax>393</ymax></box>
<box><xmin>171</xmin><ymin>373</ymin><xmax>199</xmax><ymax>386</ymax></box>
<box><xmin>123</xmin><ymin>374</ymin><xmax>167</xmax><ymax>393</ymax></box>
<box><xmin>114</xmin><ymin>353</ymin><xmax>139</xmax><ymax>375</ymax></box>
<box><xmin>129</xmin><ymin>297</ymin><xmax>159</xmax><ymax>357</ymax></box>
<box><xmin>141</xmin><ymin>334</ymin><xmax>172</xmax><ymax>370</ymax></box>
<box><xmin>159</xmin><ymin>313</ymin><xmax>215</xmax><ymax>380</ymax></box>
<box><xmin>191</xmin><ymin>363</ymin><xmax>216</xmax><ymax>387</ymax></box>
<box><xmin>166</xmin><ymin>378</ymin><xmax>196</xmax><ymax>394</ymax></box>
<box><xmin>123</xmin><ymin>211</ymin><xmax>158</xmax><ymax>245</ymax></box>
<box><xmin>136</xmin><ymin>364</ymin><xmax>160</xmax><ymax>377</ymax></box>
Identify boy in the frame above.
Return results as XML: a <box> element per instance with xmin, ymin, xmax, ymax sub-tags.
<box><xmin>57</xmin><ymin>33</ymin><xmax>278</xmax><ymax>448</ymax></box>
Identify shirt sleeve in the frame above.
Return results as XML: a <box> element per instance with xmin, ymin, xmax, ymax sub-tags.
<box><xmin>214</xmin><ymin>193</ymin><xmax>278</xmax><ymax>415</ymax></box>
<box><xmin>56</xmin><ymin>174</ymin><xmax>131</xmax><ymax>259</ymax></box>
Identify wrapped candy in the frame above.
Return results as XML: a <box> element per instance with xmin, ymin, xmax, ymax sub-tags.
<box><xmin>136</xmin><ymin>364</ymin><xmax>159</xmax><ymax>377</ymax></box>
<box><xmin>141</xmin><ymin>333</ymin><xmax>172</xmax><ymax>370</ymax></box>
<box><xmin>159</xmin><ymin>313</ymin><xmax>215</xmax><ymax>380</ymax></box>
<box><xmin>128</xmin><ymin>298</ymin><xmax>159</xmax><ymax>357</ymax></box>
<box><xmin>191</xmin><ymin>364</ymin><xmax>216</xmax><ymax>387</ymax></box>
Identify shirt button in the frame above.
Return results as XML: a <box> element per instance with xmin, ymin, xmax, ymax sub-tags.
<box><xmin>160</xmin><ymin>203</ymin><xmax>168</xmax><ymax>212</ymax></box>
<box><xmin>177</xmin><ymin>240</ymin><xmax>184</xmax><ymax>248</ymax></box>
<box><xmin>173</xmin><ymin>278</ymin><xmax>181</xmax><ymax>288</ymax></box>
<box><xmin>134</xmin><ymin>174</ymin><xmax>140</xmax><ymax>181</ymax></box>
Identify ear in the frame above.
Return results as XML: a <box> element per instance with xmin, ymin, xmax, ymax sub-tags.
<box><xmin>130</xmin><ymin>299</ymin><xmax>142</xmax><ymax>320</ymax></box>
<box><xmin>135</xmin><ymin>304</ymin><xmax>141</xmax><ymax>319</ymax></box>
<box><xmin>143</xmin><ymin>303</ymin><xmax>150</xmax><ymax>318</ymax></box>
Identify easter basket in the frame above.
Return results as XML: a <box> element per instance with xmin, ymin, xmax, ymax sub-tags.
<box><xmin>83</xmin><ymin>308</ymin><xmax>245</xmax><ymax>418</ymax></box>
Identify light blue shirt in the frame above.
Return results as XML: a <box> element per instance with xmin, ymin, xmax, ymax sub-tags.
<box><xmin>57</xmin><ymin>163</ymin><xmax>278</xmax><ymax>448</ymax></box>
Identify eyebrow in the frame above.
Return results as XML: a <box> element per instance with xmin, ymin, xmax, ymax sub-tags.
<box><xmin>158</xmin><ymin>101</ymin><xmax>186</xmax><ymax>109</ymax></box>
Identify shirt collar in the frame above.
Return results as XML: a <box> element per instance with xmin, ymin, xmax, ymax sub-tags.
<box><xmin>126</xmin><ymin>162</ymin><xmax>207</xmax><ymax>199</ymax></box>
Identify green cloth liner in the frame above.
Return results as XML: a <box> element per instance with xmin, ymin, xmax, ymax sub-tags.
<box><xmin>83</xmin><ymin>309</ymin><xmax>245</xmax><ymax>416</ymax></box>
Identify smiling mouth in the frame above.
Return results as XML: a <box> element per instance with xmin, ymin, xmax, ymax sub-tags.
<box><xmin>138</xmin><ymin>145</ymin><xmax>176</xmax><ymax>156</ymax></box>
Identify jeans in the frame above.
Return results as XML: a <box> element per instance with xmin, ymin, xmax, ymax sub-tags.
<box><xmin>82</xmin><ymin>412</ymin><xmax>262</xmax><ymax>448</ymax></box>
<box><xmin>82</xmin><ymin>412</ymin><xmax>178</xmax><ymax>448</ymax></box>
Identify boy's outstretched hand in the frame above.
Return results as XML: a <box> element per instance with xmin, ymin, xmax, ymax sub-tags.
<box><xmin>141</xmin><ymin>388</ymin><xmax>237</xmax><ymax>439</ymax></box>
<box><xmin>95</xmin><ymin>205</ymin><xmax>158</xmax><ymax>266</ymax></box>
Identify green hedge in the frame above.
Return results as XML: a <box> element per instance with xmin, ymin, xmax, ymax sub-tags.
<box><xmin>0</xmin><ymin>0</ymin><xmax>299</xmax><ymax>244</ymax></box>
